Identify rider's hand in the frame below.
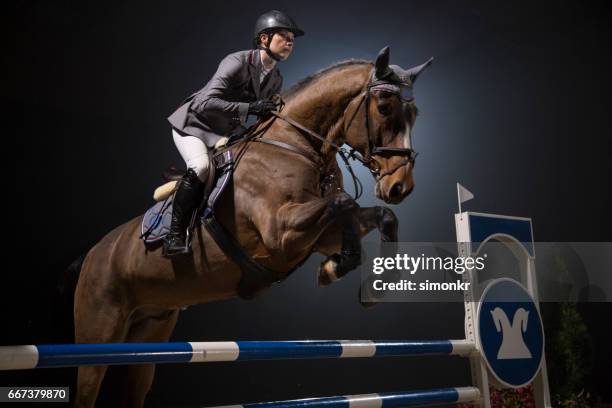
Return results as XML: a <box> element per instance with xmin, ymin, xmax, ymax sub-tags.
<box><xmin>248</xmin><ymin>99</ymin><xmax>277</xmax><ymax>117</ymax></box>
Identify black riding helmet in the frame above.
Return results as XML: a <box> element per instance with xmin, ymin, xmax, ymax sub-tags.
<box><xmin>253</xmin><ymin>10</ymin><xmax>304</xmax><ymax>61</ymax></box>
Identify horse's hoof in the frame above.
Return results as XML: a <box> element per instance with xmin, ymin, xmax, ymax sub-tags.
<box><xmin>318</xmin><ymin>256</ymin><xmax>340</xmax><ymax>286</ymax></box>
<box><xmin>360</xmin><ymin>299</ymin><xmax>379</xmax><ymax>309</ymax></box>
<box><xmin>378</xmin><ymin>207</ymin><xmax>399</xmax><ymax>242</ymax></box>
<box><xmin>332</xmin><ymin>192</ymin><xmax>358</xmax><ymax>214</ymax></box>
<box><xmin>358</xmin><ymin>286</ymin><xmax>379</xmax><ymax>309</ymax></box>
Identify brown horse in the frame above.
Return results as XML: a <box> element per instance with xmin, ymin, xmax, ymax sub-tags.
<box><xmin>72</xmin><ymin>46</ymin><xmax>432</xmax><ymax>407</ymax></box>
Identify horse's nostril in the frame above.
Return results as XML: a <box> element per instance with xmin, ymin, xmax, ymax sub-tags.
<box><xmin>390</xmin><ymin>183</ymin><xmax>403</xmax><ymax>199</ymax></box>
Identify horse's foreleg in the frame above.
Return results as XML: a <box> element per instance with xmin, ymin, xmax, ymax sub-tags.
<box><xmin>273</xmin><ymin>195</ymin><xmax>396</xmax><ymax>287</ymax></box>
<box><xmin>357</xmin><ymin>206</ymin><xmax>399</xmax><ymax>307</ymax></box>
<box><xmin>316</xmin><ymin>206</ymin><xmax>398</xmax><ymax>251</ymax></box>
<box><xmin>317</xmin><ymin>203</ymin><xmax>362</xmax><ymax>285</ymax></box>
<box><xmin>352</xmin><ymin>206</ymin><xmax>399</xmax><ymax>242</ymax></box>
<box><xmin>373</xmin><ymin>206</ymin><xmax>399</xmax><ymax>243</ymax></box>
<box><xmin>316</xmin><ymin>205</ymin><xmax>399</xmax><ymax>285</ymax></box>
<box><xmin>278</xmin><ymin>191</ymin><xmax>364</xmax><ymax>286</ymax></box>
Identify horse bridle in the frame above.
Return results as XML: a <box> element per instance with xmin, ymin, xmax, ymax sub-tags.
<box><xmin>248</xmin><ymin>68</ymin><xmax>419</xmax><ymax>198</ymax></box>
<box><xmin>344</xmin><ymin>73</ymin><xmax>419</xmax><ymax>179</ymax></box>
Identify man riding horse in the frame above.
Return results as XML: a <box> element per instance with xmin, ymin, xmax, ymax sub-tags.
<box><xmin>165</xmin><ymin>10</ymin><xmax>304</xmax><ymax>257</ymax></box>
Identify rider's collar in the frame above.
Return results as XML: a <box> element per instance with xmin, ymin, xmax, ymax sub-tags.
<box><xmin>258</xmin><ymin>45</ymin><xmax>281</xmax><ymax>62</ymax></box>
<box><xmin>259</xmin><ymin>51</ymin><xmax>277</xmax><ymax>71</ymax></box>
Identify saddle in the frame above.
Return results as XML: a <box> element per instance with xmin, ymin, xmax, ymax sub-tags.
<box><xmin>140</xmin><ymin>145</ymin><xmax>232</xmax><ymax>245</ymax></box>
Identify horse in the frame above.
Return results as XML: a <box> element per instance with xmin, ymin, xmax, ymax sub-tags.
<box><xmin>72</xmin><ymin>46</ymin><xmax>432</xmax><ymax>407</ymax></box>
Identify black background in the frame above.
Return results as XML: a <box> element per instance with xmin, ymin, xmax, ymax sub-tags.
<box><xmin>6</xmin><ymin>1</ymin><xmax>612</xmax><ymax>406</ymax></box>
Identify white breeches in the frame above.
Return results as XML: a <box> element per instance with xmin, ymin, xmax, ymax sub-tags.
<box><xmin>172</xmin><ymin>129</ymin><xmax>210</xmax><ymax>182</ymax></box>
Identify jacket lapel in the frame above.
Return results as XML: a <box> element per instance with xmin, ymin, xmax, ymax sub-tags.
<box><xmin>248</xmin><ymin>50</ymin><xmax>261</xmax><ymax>99</ymax></box>
<box><xmin>261</xmin><ymin>68</ymin><xmax>279</xmax><ymax>95</ymax></box>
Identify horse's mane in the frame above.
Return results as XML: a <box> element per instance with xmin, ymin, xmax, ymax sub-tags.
<box><xmin>282</xmin><ymin>59</ymin><xmax>372</xmax><ymax>101</ymax></box>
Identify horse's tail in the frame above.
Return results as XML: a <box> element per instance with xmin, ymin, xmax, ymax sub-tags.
<box><xmin>55</xmin><ymin>253</ymin><xmax>86</xmax><ymax>343</ymax></box>
<box><xmin>58</xmin><ymin>254</ymin><xmax>85</xmax><ymax>298</ymax></box>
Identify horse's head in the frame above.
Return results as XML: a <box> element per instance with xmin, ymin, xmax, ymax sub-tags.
<box><xmin>344</xmin><ymin>46</ymin><xmax>433</xmax><ymax>204</ymax></box>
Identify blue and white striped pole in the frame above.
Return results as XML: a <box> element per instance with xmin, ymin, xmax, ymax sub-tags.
<box><xmin>0</xmin><ymin>340</ymin><xmax>475</xmax><ymax>370</ymax></box>
<box><xmin>209</xmin><ymin>387</ymin><xmax>481</xmax><ymax>408</ymax></box>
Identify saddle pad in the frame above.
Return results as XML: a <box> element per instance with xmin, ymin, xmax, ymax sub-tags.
<box><xmin>140</xmin><ymin>150</ymin><xmax>234</xmax><ymax>245</ymax></box>
<box><xmin>140</xmin><ymin>197</ymin><xmax>174</xmax><ymax>244</ymax></box>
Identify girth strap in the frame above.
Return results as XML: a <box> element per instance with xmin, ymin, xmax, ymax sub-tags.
<box><xmin>204</xmin><ymin>214</ymin><xmax>282</xmax><ymax>299</ymax></box>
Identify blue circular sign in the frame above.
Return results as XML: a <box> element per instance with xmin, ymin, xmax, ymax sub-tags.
<box><xmin>477</xmin><ymin>278</ymin><xmax>544</xmax><ymax>388</ymax></box>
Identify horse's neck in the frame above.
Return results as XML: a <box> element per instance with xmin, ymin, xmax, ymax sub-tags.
<box><xmin>280</xmin><ymin>65</ymin><xmax>371</xmax><ymax>163</ymax></box>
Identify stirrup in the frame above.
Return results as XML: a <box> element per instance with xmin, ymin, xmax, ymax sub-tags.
<box><xmin>162</xmin><ymin>235</ymin><xmax>191</xmax><ymax>257</ymax></box>
<box><xmin>162</xmin><ymin>244</ymin><xmax>191</xmax><ymax>257</ymax></box>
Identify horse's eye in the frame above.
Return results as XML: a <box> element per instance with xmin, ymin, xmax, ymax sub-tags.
<box><xmin>378</xmin><ymin>104</ymin><xmax>392</xmax><ymax>116</ymax></box>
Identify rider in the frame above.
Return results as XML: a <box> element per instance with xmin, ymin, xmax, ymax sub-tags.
<box><xmin>164</xmin><ymin>10</ymin><xmax>304</xmax><ymax>257</ymax></box>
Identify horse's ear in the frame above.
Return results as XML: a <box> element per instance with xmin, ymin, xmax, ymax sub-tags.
<box><xmin>375</xmin><ymin>46</ymin><xmax>390</xmax><ymax>78</ymax></box>
<box><xmin>405</xmin><ymin>57</ymin><xmax>434</xmax><ymax>84</ymax></box>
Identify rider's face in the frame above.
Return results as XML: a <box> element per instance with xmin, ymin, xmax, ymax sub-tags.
<box><xmin>265</xmin><ymin>30</ymin><xmax>294</xmax><ymax>60</ymax></box>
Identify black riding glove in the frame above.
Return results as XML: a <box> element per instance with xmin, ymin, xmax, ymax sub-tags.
<box><xmin>248</xmin><ymin>100</ymin><xmax>277</xmax><ymax>117</ymax></box>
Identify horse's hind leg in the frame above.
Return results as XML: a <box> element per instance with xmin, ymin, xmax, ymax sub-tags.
<box><xmin>73</xmin><ymin>262</ymin><xmax>131</xmax><ymax>408</ymax></box>
<box><xmin>117</xmin><ymin>309</ymin><xmax>179</xmax><ymax>408</ymax></box>
<box><xmin>74</xmin><ymin>301</ymin><xmax>129</xmax><ymax>407</ymax></box>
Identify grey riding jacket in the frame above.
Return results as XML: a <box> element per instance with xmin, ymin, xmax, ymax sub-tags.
<box><xmin>168</xmin><ymin>49</ymin><xmax>283</xmax><ymax>146</ymax></box>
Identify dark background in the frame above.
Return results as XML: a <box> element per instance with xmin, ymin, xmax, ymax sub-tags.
<box><xmin>5</xmin><ymin>0</ymin><xmax>612</xmax><ymax>406</ymax></box>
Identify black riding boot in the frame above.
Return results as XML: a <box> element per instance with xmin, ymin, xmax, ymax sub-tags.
<box><xmin>163</xmin><ymin>168</ymin><xmax>204</xmax><ymax>257</ymax></box>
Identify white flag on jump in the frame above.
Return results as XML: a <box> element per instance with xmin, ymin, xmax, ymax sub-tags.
<box><xmin>457</xmin><ymin>183</ymin><xmax>474</xmax><ymax>203</ymax></box>
<box><xmin>457</xmin><ymin>183</ymin><xmax>474</xmax><ymax>213</ymax></box>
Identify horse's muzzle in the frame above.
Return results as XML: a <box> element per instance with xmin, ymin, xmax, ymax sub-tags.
<box><xmin>377</xmin><ymin>180</ymin><xmax>414</xmax><ymax>204</ymax></box>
